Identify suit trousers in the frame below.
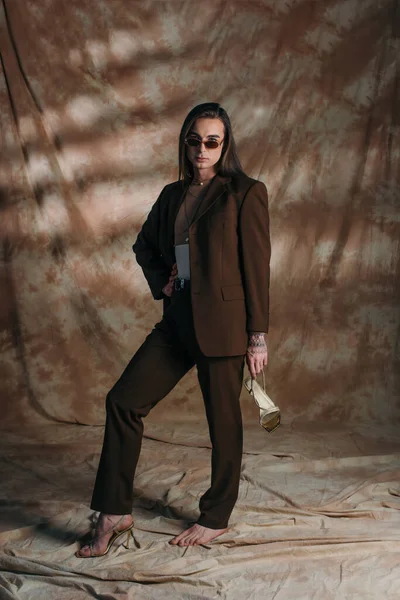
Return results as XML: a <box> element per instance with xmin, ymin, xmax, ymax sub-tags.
<box><xmin>90</xmin><ymin>284</ymin><xmax>245</xmax><ymax>530</ymax></box>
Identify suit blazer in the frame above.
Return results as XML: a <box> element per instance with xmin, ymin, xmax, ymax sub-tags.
<box><xmin>132</xmin><ymin>173</ymin><xmax>271</xmax><ymax>357</ymax></box>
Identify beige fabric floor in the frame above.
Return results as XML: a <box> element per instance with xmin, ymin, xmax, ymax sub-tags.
<box><xmin>1</xmin><ymin>415</ymin><xmax>400</xmax><ymax>599</ymax></box>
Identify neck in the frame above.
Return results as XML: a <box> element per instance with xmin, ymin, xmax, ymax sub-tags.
<box><xmin>192</xmin><ymin>167</ymin><xmax>216</xmax><ymax>183</ymax></box>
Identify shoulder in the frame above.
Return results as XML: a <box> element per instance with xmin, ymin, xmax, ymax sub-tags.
<box><xmin>152</xmin><ymin>180</ymin><xmax>184</xmax><ymax>208</ymax></box>
<box><xmin>229</xmin><ymin>173</ymin><xmax>267</xmax><ymax>197</ymax></box>
<box><xmin>161</xmin><ymin>180</ymin><xmax>184</xmax><ymax>195</ymax></box>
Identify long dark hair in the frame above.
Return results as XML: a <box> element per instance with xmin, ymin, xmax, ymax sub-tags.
<box><xmin>178</xmin><ymin>102</ymin><xmax>245</xmax><ymax>183</ymax></box>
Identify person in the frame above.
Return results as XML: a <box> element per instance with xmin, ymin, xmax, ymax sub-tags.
<box><xmin>75</xmin><ymin>102</ymin><xmax>270</xmax><ymax>557</ymax></box>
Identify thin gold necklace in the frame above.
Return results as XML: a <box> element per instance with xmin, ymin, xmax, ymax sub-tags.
<box><xmin>187</xmin><ymin>187</ymin><xmax>202</xmax><ymax>199</ymax></box>
<box><xmin>188</xmin><ymin>177</ymin><xmax>213</xmax><ymax>199</ymax></box>
<box><xmin>191</xmin><ymin>174</ymin><xmax>215</xmax><ymax>186</ymax></box>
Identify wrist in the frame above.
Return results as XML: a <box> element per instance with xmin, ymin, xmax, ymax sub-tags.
<box><xmin>248</xmin><ymin>332</ymin><xmax>265</xmax><ymax>341</ymax></box>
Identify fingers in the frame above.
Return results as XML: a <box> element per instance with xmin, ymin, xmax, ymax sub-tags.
<box><xmin>246</xmin><ymin>355</ymin><xmax>257</xmax><ymax>379</ymax></box>
<box><xmin>246</xmin><ymin>352</ymin><xmax>268</xmax><ymax>379</ymax></box>
<box><xmin>162</xmin><ymin>282</ymin><xmax>174</xmax><ymax>297</ymax></box>
<box><xmin>169</xmin><ymin>264</ymin><xmax>178</xmax><ymax>284</ymax></box>
<box><xmin>255</xmin><ymin>361</ymin><xmax>263</xmax><ymax>377</ymax></box>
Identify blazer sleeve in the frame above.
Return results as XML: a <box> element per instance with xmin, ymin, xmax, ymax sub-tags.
<box><xmin>238</xmin><ymin>180</ymin><xmax>271</xmax><ymax>334</ymax></box>
<box><xmin>132</xmin><ymin>187</ymin><xmax>170</xmax><ymax>300</ymax></box>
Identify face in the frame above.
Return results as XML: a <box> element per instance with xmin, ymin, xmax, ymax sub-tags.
<box><xmin>185</xmin><ymin>118</ymin><xmax>225</xmax><ymax>175</ymax></box>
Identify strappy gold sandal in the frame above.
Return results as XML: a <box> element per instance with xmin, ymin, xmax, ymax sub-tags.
<box><xmin>75</xmin><ymin>515</ymin><xmax>135</xmax><ymax>558</ymax></box>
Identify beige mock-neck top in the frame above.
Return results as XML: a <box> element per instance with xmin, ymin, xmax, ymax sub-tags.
<box><xmin>174</xmin><ymin>183</ymin><xmax>211</xmax><ymax>279</ymax></box>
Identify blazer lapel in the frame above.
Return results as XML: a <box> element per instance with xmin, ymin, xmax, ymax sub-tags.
<box><xmin>167</xmin><ymin>175</ymin><xmax>231</xmax><ymax>260</ymax></box>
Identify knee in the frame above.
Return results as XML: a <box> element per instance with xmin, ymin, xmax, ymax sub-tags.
<box><xmin>105</xmin><ymin>388</ymin><xmax>118</xmax><ymax>412</ymax></box>
<box><xmin>105</xmin><ymin>386</ymin><xmax>152</xmax><ymax>419</ymax></box>
<box><xmin>105</xmin><ymin>385</ymin><xmax>130</xmax><ymax>412</ymax></box>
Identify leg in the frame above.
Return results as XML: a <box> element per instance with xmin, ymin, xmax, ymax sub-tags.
<box><xmin>170</xmin><ymin>354</ymin><xmax>245</xmax><ymax>546</ymax></box>
<box><xmin>91</xmin><ymin>318</ymin><xmax>195</xmax><ymax>515</ymax></box>
<box><xmin>77</xmin><ymin>318</ymin><xmax>195</xmax><ymax>557</ymax></box>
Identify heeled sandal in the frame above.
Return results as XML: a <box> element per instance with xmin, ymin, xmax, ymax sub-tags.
<box><xmin>75</xmin><ymin>515</ymin><xmax>135</xmax><ymax>558</ymax></box>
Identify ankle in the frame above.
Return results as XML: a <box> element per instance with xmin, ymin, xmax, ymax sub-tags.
<box><xmin>99</xmin><ymin>513</ymin><xmax>131</xmax><ymax>528</ymax></box>
<box><xmin>100</xmin><ymin>513</ymin><xmax>128</xmax><ymax>521</ymax></box>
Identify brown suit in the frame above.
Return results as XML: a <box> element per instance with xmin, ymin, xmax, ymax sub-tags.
<box><xmin>90</xmin><ymin>173</ymin><xmax>271</xmax><ymax>529</ymax></box>
<box><xmin>132</xmin><ymin>173</ymin><xmax>271</xmax><ymax>356</ymax></box>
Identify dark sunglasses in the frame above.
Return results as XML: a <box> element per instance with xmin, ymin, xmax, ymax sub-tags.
<box><xmin>185</xmin><ymin>138</ymin><xmax>224</xmax><ymax>149</ymax></box>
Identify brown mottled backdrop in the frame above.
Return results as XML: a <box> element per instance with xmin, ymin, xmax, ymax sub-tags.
<box><xmin>1</xmin><ymin>2</ymin><xmax>400</xmax><ymax>599</ymax></box>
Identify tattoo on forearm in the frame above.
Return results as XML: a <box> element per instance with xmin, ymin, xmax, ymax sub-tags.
<box><xmin>247</xmin><ymin>333</ymin><xmax>267</xmax><ymax>355</ymax></box>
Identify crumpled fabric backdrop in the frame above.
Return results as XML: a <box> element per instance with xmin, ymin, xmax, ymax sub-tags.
<box><xmin>1</xmin><ymin>1</ymin><xmax>400</xmax><ymax>599</ymax></box>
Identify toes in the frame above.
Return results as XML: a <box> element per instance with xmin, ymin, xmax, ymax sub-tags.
<box><xmin>170</xmin><ymin>536</ymin><xmax>184</xmax><ymax>545</ymax></box>
<box><xmin>181</xmin><ymin>532</ymin><xmax>199</xmax><ymax>547</ymax></box>
<box><xmin>187</xmin><ymin>536</ymin><xmax>199</xmax><ymax>546</ymax></box>
<box><xmin>170</xmin><ymin>525</ymin><xmax>227</xmax><ymax>549</ymax></box>
<box><xmin>76</xmin><ymin>545</ymin><xmax>91</xmax><ymax>557</ymax></box>
<box><xmin>186</xmin><ymin>531</ymin><xmax>204</xmax><ymax>546</ymax></box>
<box><xmin>177</xmin><ymin>532</ymin><xmax>194</xmax><ymax>547</ymax></box>
<box><xmin>170</xmin><ymin>526</ymin><xmax>195</xmax><ymax>546</ymax></box>
<box><xmin>170</xmin><ymin>535</ymin><xmax>183</xmax><ymax>545</ymax></box>
<box><xmin>178</xmin><ymin>537</ymin><xmax>189</xmax><ymax>547</ymax></box>
<box><xmin>191</xmin><ymin>535</ymin><xmax>205</xmax><ymax>546</ymax></box>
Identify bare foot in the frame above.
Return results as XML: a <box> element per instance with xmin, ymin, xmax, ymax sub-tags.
<box><xmin>76</xmin><ymin>513</ymin><xmax>133</xmax><ymax>557</ymax></box>
<box><xmin>169</xmin><ymin>523</ymin><xmax>228</xmax><ymax>547</ymax></box>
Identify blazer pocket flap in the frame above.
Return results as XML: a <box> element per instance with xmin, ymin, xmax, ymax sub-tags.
<box><xmin>221</xmin><ymin>284</ymin><xmax>245</xmax><ymax>301</ymax></box>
